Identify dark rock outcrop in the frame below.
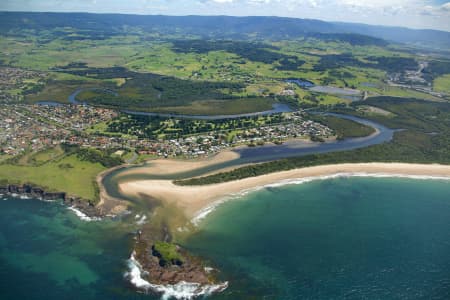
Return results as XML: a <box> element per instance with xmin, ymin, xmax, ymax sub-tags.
<box><xmin>2</xmin><ymin>184</ymin><xmax>103</xmax><ymax>218</ymax></box>
<box><xmin>134</xmin><ymin>237</ymin><xmax>216</xmax><ymax>286</ymax></box>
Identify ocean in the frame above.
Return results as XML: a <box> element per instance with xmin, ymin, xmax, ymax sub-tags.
<box><xmin>1</xmin><ymin>177</ymin><xmax>450</xmax><ymax>299</ymax></box>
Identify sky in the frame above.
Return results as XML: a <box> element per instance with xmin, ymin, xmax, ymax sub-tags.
<box><xmin>1</xmin><ymin>0</ymin><xmax>450</xmax><ymax>31</ymax></box>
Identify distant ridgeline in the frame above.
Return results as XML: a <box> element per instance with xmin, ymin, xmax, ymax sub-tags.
<box><xmin>1</xmin><ymin>12</ymin><xmax>450</xmax><ymax>49</ymax></box>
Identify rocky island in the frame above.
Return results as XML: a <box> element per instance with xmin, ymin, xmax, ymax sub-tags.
<box><xmin>125</xmin><ymin>230</ymin><xmax>228</xmax><ymax>298</ymax></box>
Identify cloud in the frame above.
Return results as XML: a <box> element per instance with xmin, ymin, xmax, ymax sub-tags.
<box><xmin>441</xmin><ymin>2</ymin><xmax>450</xmax><ymax>10</ymax></box>
<box><xmin>211</xmin><ymin>0</ymin><xmax>233</xmax><ymax>3</ymax></box>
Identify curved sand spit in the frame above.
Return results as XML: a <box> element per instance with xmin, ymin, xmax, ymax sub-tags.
<box><xmin>118</xmin><ymin>163</ymin><xmax>450</xmax><ymax>218</ymax></box>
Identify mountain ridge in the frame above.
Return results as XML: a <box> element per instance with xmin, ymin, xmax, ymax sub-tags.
<box><xmin>0</xmin><ymin>11</ymin><xmax>449</xmax><ymax>49</ymax></box>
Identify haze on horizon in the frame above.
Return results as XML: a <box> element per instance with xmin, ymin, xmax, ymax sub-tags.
<box><xmin>1</xmin><ymin>0</ymin><xmax>450</xmax><ymax>32</ymax></box>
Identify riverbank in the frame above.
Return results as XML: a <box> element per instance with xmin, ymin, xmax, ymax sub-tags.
<box><xmin>95</xmin><ymin>151</ymin><xmax>241</xmax><ymax>216</ymax></box>
<box><xmin>96</xmin><ymin>165</ymin><xmax>131</xmax><ymax>216</ymax></box>
<box><xmin>118</xmin><ymin>163</ymin><xmax>450</xmax><ymax>219</ymax></box>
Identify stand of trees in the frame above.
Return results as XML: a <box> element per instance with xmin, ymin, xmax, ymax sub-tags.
<box><xmin>60</xmin><ymin>66</ymin><xmax>245</xmax><ymax>109</ymax></box>
<box><xmin>314</xmin><ymin>53</ymin><xmax>417</xmax><ymax>73</ymax></box>
<box><xmin>61</xmin><ymin>144</ymin><xmax>123</xmax><ymax>167</ymax></box>
<box><xmin>172</xmin><ymin>40</ymin><xmax>305</xmax><ymax>71</ymax></box>
<box><xmin>107</xmin><ymin>113</ymin><xmax>286</xmax><ymax>139</ymax></box>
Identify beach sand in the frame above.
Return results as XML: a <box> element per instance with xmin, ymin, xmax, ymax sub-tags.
<box><xmin>96</xmin><ymin>166</ymin><xmax>130</xmax><ymax>215</ymax></box>
<box><xmin>118</xmin><ymin>163</ymin><xmax>450</xmax><ymax>218</ymax></box>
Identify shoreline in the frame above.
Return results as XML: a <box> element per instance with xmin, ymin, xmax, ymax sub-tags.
<box><xmin>94</xmin><ymin>151</ymin><xmax>241</xmax><ymax>216</ymax></box>
<box><xmin>0</xmin><ymin>183</ymin><xmax>104</xmax><ymax>219</ymax></box>
<box><xmin>191</xmin><ymin>171</ymin><xmax>450</xmax><ymax>226</ymax></box>
<box><xmin>118</xmin><ymin>163</ymin><xmax>450</xmax><ymax>220</ymax></box>
<box><xmin>96</xmin><ymin>165</ymin><xmax>131</xmax><ymax>216</ymax></box>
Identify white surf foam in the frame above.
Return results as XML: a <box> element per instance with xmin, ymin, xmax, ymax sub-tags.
<box><xmin>124</xmin><ymin>251</ymin><xmax>228</xmax><ymax>300</ymax></box>
<box><xmin>136</xmin><ymin>215</ymin><xmax>147</xmax><ymax>225</ymax></box>
<box><xmin>67</xmin><ymin>206</ymin><xmax>101</xmax><ymax>222</ymax></box>
<box><xmin>177</xmin><ymin>226</ymin><xmax>189</xmax><ymax>233</ymax></box>
<box><xmin>191</xmin><ymin>172</ymin><xmax>450</xmax><ymax>226</ymax></box>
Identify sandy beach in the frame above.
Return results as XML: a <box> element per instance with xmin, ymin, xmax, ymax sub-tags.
<box><xmin>118</xmin><ymin>163</ymin><xmax>450</xmax><ymax>218</ymax></box>
<box><xmin>96</xmin><ymin>166</ymin><xmax>131</xmax><ymax>215</ymax></box>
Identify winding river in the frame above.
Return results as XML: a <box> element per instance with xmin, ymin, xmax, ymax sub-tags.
<box><xmin>102</xmin><ymin>113</ymin><xmax>395</xmax><ymax>201</ymax></box>
<box><xmin>38</xmin><ymin>87</ymin><xmax>395</xmax><ymax>201</ymax></box>
<box><xmin>68</xmin><ymin>88</ymin><xmax>292</xmax><ymax>119</ymax></box>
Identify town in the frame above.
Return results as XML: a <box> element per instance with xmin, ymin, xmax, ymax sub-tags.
<box><xmin>0</xmin><ymin>102</ymin><xmax>334</xmax><ymax>161</ymax></box>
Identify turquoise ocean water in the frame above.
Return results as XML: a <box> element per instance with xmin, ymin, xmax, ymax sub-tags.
<box><xmin>1</xmin><ymin>177</ymin><xmax>450</xmax><ymax>299</ymax></box>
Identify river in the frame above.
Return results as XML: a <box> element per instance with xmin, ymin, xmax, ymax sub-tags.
<box><xmin>39</xmin><ymin>88</ymin><xmax>292</xmax><ymax>119</ymax></box>
<box><xmin>37</xmin><ymin>88</ymin><xmax>395</xmax><ymax>205</ymax></box>
<box><xmin>101</xmin><ymin>113</ymin><xmax>395</xmax><ymax>201</ymax></box>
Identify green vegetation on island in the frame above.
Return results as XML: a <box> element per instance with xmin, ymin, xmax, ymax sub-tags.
<box><xmin>152</xmin><ymin>242</ymin><xmax>184</xmax><ymax>266</ymax></box>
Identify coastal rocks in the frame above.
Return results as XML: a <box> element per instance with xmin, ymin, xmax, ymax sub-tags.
<box><xmin>1</xmin><ymin>184</ymin><xmax>66</xmax><ymax>201</ymax></box>
<box><xmin>62</xmin><ymin>197</ymin><xmax>102</xmax><ymax>219</ymax></box>
<box><xmin>128</xmin><ymin>235</ymin><xmax>226</xmax><ymax>298</ymax></box>
<box><xmin>136</xmin><ymin>241</ymin><xmax>212</xmax><ymax>285</ymax></box>
<box><xmin>125</xmin><ymin>251</ymin><xmax>228</xmax><ymax>300</ymax></box>
<box><xmin>1</xmin><ymin>183</ymin><xmax>103</xmax><ymax>219</ymax></box>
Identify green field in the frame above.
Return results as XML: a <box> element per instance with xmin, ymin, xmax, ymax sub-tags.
<box><xmin>0</xmin><ymin>154</ymin><xmax>105</xmax><ymax>201</ymax></box>
<box><xmin>149</xmin><ymin>97</ymin><xmax>274</xmax><ymax>115</ymax></box>
<box><xmin>4</xmin><ymin>26</ymin><xmax>446</xmax><ymax>112</ymax></box>
<box><xmin>27</xmin><ymin>146</ymin><xmax>65</xmax><ymax>165</ymax></box>
<box><xmin>433</xmin><ymin>74</ymin><xmax>450</xmax><ymax>94</ymax></box>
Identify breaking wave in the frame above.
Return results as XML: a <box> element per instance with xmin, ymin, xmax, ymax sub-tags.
<box><xmin>124</xmin><ymin>252</ymin><xmax>228</xmax><ymax>300</ymax></box>
<box><xmin>191</xmin><ymin>172</ymin><xmax>450</xmax><ymax>226</ymax></box>
<box><xmin>67</xmin><ymin>206</ymin><xmax>101</xmax><ymax>222</ymax></box>
<box><xmin>135</xmin><ymin>214</ymin><xmax>148</xmax><ymax>225</ymax></box>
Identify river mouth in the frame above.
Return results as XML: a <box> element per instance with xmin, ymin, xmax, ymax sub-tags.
<box><xmin>101</xmin><ymin>113</ymin><xmax>394</xmax><ymax>203</ymax></box>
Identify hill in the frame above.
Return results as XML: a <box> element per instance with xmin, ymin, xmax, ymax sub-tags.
<box><xmin>1</xmin><ymin>12</ymin><xmax>449</xmax><ymax>49</ymax></box>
